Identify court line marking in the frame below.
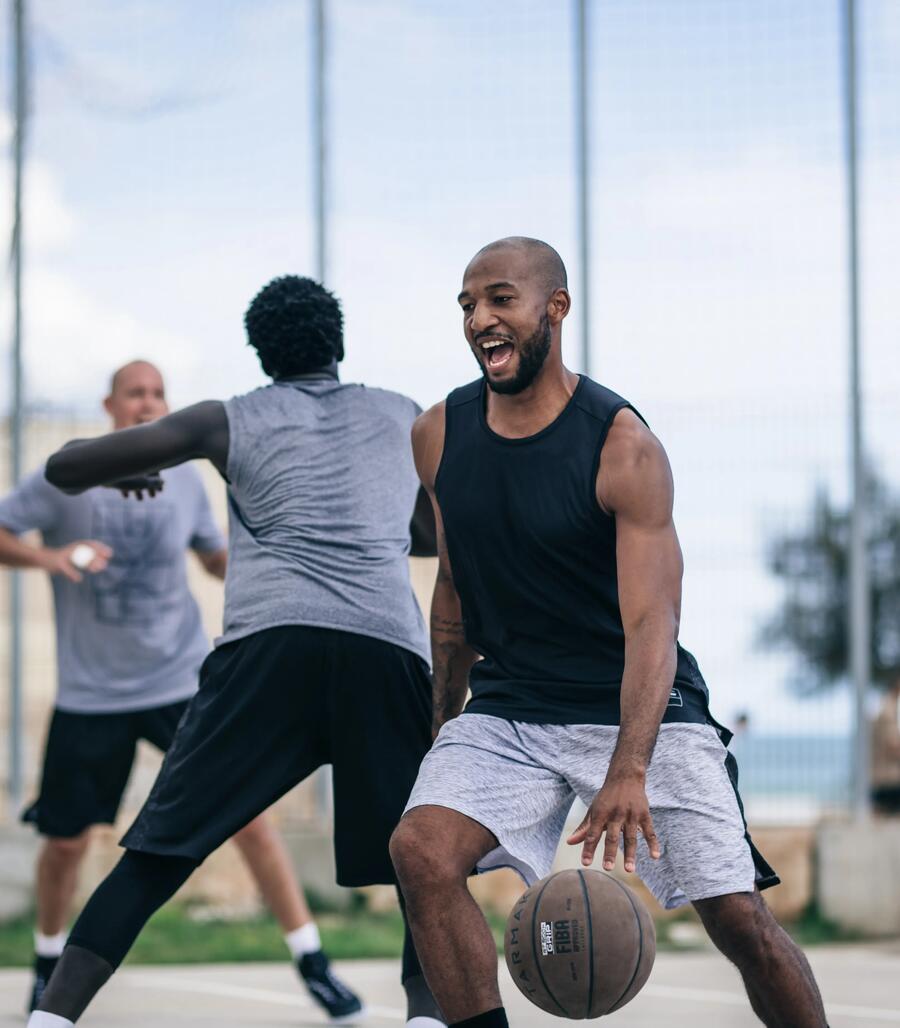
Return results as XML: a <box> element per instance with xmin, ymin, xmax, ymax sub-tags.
<box><xmin>128</xmin><ymin>972</ymin><xmax>405</xmax><ymax>1019</ymax></box>
<box><xmin>130</xmin><ymin>970</ymin><xmax>900</xmax><ymax>1023</ymax></box>
<box><xmin>645</xmin><ymin>983</ymin><xmax>900</xmax><ymax>1022</ymax></box>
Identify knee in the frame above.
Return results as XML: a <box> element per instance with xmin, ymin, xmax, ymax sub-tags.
<box><xmin>698</xmin><ymin>892</ymin><xmax>783</xmax><ymax>968</ymax></box>
<box><xmin>390</xmin><ymin>817</ymin><xmax>464</xmax><ymax>894</ymax></box>
<box><xmin>44</xmin><ymin>831</ymin><xmax>91</xmax><ymax>865</ymax></box>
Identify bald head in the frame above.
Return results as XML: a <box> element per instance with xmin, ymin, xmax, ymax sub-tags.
<box><xmin>105</xmin><ymin>360</ymin><xmax>168</xmax><ymax>429</ymax></box>
<box><xmin>109</xmin><ymin>360</ymin><xmax>162</xmax><ymax>397</ymax></box>
<box><xmin>466</xmin><ymin>237</ymin><xmax>568</xmax><ymax>296</ymax></box>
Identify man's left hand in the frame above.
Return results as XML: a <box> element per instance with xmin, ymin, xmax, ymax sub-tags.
<box><xmin>566</xmin><ymin>772</ymin><xmax>660</xmax><ymax>874</ymax></box>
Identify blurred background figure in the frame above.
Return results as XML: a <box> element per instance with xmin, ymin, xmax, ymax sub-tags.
<box><xmin>871</xmin><ymin>675</ymin><xmax>900</xmax><ymax>815</ymax></box>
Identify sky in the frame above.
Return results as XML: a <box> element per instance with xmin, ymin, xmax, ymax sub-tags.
<box><xmin>1</xmin><ymin>0</ymin><xmax>898</xmax><ymax>743</ymax></box>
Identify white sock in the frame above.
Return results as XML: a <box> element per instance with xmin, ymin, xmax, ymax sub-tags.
<box><xmin>407</xmin><ymin>1019</ymin><xmax>446</xmax><ymax>1028</ymax></box>
<box><xmin>34</xmin><ymin>930</ymin><xmax>67</xmax><ymax>958</ymax></box>
<box><xmin>284</xmin><ymin>921</ymin><xmax>321</xmax><ymax>958</ymax></box>
<box><xmin>27</xmin><ymin>1014</ymin><xmax>74</xmax><ymax>1027</ymax></box>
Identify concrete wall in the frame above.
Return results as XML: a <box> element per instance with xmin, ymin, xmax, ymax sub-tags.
<box><xmin>818</xmin><ymin>818</ymin><xmax>900</xmax><ymax>936</ymax></box>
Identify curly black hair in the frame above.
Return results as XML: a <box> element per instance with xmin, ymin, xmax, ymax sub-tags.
<box><xmin>244</xmin><ymin>276</ymin><xmax>344</xmax><ymax>379</ymax></box>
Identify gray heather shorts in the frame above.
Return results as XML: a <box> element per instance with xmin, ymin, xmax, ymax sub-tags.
<box><xmin>405</xmin><ymin>713</ymin><xmax>764</xmax><ymax>909</ymax></box>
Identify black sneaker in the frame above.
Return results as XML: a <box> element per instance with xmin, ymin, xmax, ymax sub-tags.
<box><xmin>298</xmin><ymin>949</ymin><xmax>365</xmax><ymax>1023</ymax></box>
<box><xmin>29</xmin><ymin>954</ymin><xmax>59</xmax><ymax>1012</ymax></box>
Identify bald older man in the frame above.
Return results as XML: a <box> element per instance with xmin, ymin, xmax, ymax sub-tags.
<box><xmin>0</xmin><ymin>360</ymin><xmax>361</xmax><ymax>1020</ymax></box>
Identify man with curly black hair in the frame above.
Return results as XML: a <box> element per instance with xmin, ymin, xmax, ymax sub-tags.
<box><xmin>28</xmin><ymin>276</ymin><xmax>443</xmax><ymax>1028</ymax></box>
<box><xmin>244</xmin><ymin>275</ymin><xmax>345</xmax><ymax>376</ymax></box>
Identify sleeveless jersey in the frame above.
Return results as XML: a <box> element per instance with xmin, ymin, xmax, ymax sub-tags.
<box><xmin>435</xmin><ymin>375</ymin><xmax>709</xmax><ymax>725</ymax></box>
<box><xmin>220</xmin><ymin>378</ymin><xmax>429</xmax><ymax>664</ymax></box>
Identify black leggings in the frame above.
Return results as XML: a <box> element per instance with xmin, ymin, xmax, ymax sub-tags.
<box><xmin>70</xmin><ymin>852</ymin><xmax>425</xmax><ymax>977</ymax></box>
<box><xmin>54</xmin><ymin>850</ymin><xmax>434</xmax><ymax>1023</ymax></box>
<box><xmin>69</xmin><ymin>850</ymin><xmax>198</xmax><ymax>968</ymax></box>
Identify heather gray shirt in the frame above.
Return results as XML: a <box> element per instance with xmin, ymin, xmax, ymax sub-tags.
<box><xmin>220</xmin><ymin>378</ymin><xmax>429</xmax><ymax>663</ymax></box>
<box><xmin>0</xmin><ymin>464</ymin><xmax>224</xmax><ymax>713</ymax></box>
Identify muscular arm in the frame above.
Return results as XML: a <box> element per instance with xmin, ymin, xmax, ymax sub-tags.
<box><xmin>412</xmin><ymin>405</ymin><xmax>478</xmax><ymax>735</ymax></box>
<box><xmin>600</xmin><ymin>409</ymin><xmax>683</xmax><ymax>781</ymax></box>
<box><xmin>45</xmin><ymin>401</ymin><xmax>229</xmax><ymax>495</ymax></box>
<box><xmin>568</xmin><ymin>409</ymin><xmax>680</xmax><ymax>872</ymax></box>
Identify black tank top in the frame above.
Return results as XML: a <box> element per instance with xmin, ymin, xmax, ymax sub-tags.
<box><xmin>435</xmin><ymin>375</ymin><xmax>709</xmax><ymax>725</ymax></box>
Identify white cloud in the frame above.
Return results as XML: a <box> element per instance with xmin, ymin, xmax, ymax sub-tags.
<box><xmin>0</xmin><ymin>157</ymin><xmax>78</xmax><ymax>253</ymax></box>
<box><xmin>14</xmin><ymin>269</ymin><xmax>196</xmax><ymax>412</ymax></box>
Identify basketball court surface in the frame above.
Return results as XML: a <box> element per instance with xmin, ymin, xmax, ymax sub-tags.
<box><xmin>3</xmin><ymin>944</ymin><xmax>899</xmax><ymax>1027</ymax></box>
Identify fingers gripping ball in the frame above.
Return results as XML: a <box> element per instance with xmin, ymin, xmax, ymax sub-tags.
<box><xmin>504</xmin><ymin>869</ymin><xmax>655</xmax><ymax>1019</ymax></box>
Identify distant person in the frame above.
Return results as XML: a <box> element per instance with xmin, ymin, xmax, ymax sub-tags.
<box><xmin>729</xmin><ymin>710</ymin><xmax>751</xmax><ymax>762</ymax></box>
<box><xmin>28</xmin><ymin>279</ymin><xmax>443</xmax><ymax>1028</ymax></box>
<box><xmin>871</xmin><ymin>676</ymin><xmax>900</xmax><ymax>815</ymax></box>
<box><xmin>0</xmin><ymin>360</ymin><xmax>361</xmax><ymax>1021</ymax></box>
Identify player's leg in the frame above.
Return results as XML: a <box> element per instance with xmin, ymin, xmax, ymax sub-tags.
<box><xmin>35</xmin><ymin>833</ymin><xmax>90</xmax><ymax>938</ymax></box>
<box><xmin>30</xmin><ymin>628</ymin><xmax>332</xmax><ymax>1026</ymax></box>
<box><xmin>230</xmin><ymin>811</ymin><xmax>363</xmax><ymax>1020</ymax></box>
<box><xmin>23</xmin><ymin>708</ymin><xmax>138</xmax><ymax>1013</ymax></box>
<box><xmin>31</xmin><ymin>833</ymin><xmax>90</xmax><ymax>1010</ymax></box>
<box><xmin>329</xmin><ymin>633</ymin><xmax>456</xmax><ymax>1027</ymax></box>
<box><xmin>389</xmin><ymin>715</ymin><xmax>574</xmax><ymax>1028</ymax></box>
<box><xmin>391</xmin><ymin>805</ymin><xmax>502</xmax><ymax>1024</ymax></box>
<box><xmin>395</xmin><ymin>885</ymin><xmax>444</xmax><ymax>1027</ymax></box>
<box><xmin>231</xmin><ymin>813</ymin><xmax>314</xmax><ymax>933</ymax></box>
<box><xmin>138</xmin><ymin>672</ymin><xmax>363</xmax><ymax>1022</ymax></box>
<box><xmin>694</xmin><ymin>890</ymin><xmax>826</xmax><ymax>1027</ymax></box>
<box><xmin>565</xmin><ymin>722</ymin><xmax>827</xmax><ymax>1028</ymax></box>
<box><xmin>34</xmin><ymin>850</ymin><xmax>199</xmax><ymax>1025</ymax></box>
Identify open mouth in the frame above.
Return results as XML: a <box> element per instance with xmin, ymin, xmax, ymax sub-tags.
<box><xmin>480</xmin><ymin>338</ymin><xmax>515</xmax><ymax>370</ymax></box>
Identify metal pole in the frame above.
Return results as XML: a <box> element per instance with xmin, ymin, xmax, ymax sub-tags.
<box><xmin>313</xmin><ymin>0</ymin><xmax>327</xmax><ymax>284</ymax></box>
<box><xmin>574</xmin><ymin>0</ymin><xmax>591</xmax><ymax>376</ymax></box>
<box><xmin>9</xmin><ymin>0</ymin><xmax>27</xmax><ymax>814</ymax></box>
<box><xmin>842</xmin><ymin>0</ymin><xmax>870</xmax><ymax>818</ymax></box>
<box><xmin>311</xmin><ymin>0</ymin><xmax>332</xmax><ymax>823</ymax></box>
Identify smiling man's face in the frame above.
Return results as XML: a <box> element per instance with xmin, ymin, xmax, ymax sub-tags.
<box><xmin>458</xmin><ymin>244</ymin><xmax>558</xmax><ymax>395</ymax></box>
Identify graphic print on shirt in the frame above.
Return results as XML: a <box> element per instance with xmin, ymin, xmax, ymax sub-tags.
<box><xmin>89</xmin><ymin>497</ymin><xmax>181</xmax><ymax>626</ymax></box>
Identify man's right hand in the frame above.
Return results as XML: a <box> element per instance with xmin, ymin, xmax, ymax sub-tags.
<box><xmin>42</xmin><ymin>540</ymin><xmax>112</xmax><ymax>583</ymax></box>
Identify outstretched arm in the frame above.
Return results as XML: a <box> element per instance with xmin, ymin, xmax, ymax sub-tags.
<box><xmin>412</xmin><ymin>405</ymin><xmax>478</xmax><ymax>736</ymax></box>
<box><xmin>569</xmin><ymin>408</ymin><xmax>681</xmax><ymax>873</ymax></box>
<box><xmin>45</xmin><ymin>401</ymin><xmax>229</xmax><ymax>495</ymax></box>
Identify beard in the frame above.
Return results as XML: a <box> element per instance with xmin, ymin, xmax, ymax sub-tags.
<box><xmin>479</xmin><ymin>314</ymin><xmax>552</xmax><ymax>395</ymax></box>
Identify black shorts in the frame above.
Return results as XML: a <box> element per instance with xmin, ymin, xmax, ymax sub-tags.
<box><xmin>121</xmin><ymin>626</ymin><xmax>433</xmax><ymax>887</ymax></box>
<box><xmin>22</xmin><ymin>700</ymin><xmax>189</xmax><ymax>838</ymax></box>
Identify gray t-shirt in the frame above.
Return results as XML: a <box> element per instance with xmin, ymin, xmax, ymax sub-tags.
<box><xmin>221</xmin><ymin>378</ymin><xmax>429</xmax><ymax>664</ymax></box>
<box><xmin>0</xmin><ymin>463</ymin><xmax>224</xmax><ymax>713</ymax></box>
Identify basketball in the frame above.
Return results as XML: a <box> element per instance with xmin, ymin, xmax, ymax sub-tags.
<box><xmin>504</xmin><ymin>869</ymin><xmax>656</xmax><ymax>1018</ymax></box>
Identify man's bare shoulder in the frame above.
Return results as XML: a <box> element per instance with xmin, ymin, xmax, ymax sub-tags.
<box><xmin>604</xmin><ymin>407</ymin><xmax>667</xmax><ymax>471</ymax></box>
<box><xmin>411</xmin><ymin>401</ymin><xmax>447</xmax><ymax>488</ymax></box>
<box><xmin>411</xmin><ymin>401</ymin><xmax>446</xmax><ymax>450</ymax></box>
<box><xmin>598</xmin><ymin>408</ymin><xmax>673</xmax><ymax>518</ymax></box>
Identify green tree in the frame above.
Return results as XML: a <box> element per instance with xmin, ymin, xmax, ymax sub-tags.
<box><xmin>762</xmin><ymin>471</ymin><xmax>900</xmax><ymax>695</ymax></box>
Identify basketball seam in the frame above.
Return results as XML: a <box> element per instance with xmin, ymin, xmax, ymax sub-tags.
<box><xmin>606</xmin><ymin>874</ymin><xmax>644</xmax><ymax>1013</ymax></box>
<box><xmin>530</xmin><ymin>876</ymin><xmax>569</xmax><ymax>1018</ymax></box>
<box><xmin>576</xmin><ymin>869</ymin><xmax>595</xmax><ymax>1018</ymax></box>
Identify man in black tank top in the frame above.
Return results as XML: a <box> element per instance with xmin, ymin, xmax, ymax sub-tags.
<box><xmin>390</xmin><ymin>238</ymin><xmax>827</xmax><ymax>1028</ymax></box>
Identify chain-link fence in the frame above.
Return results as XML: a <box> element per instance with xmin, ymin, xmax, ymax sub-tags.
<box><xmin>2</xmin><ymin>1</ymin><xmax>898</xmax><ymax>828</ymax></box>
